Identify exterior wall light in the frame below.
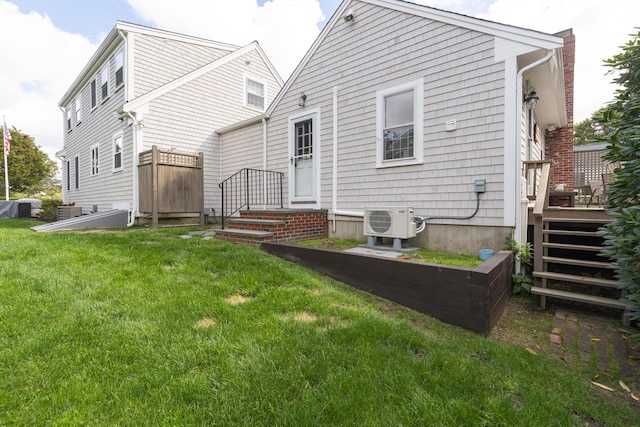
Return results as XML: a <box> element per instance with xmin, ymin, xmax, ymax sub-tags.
<box><xmin>298</xmin><ymin>93</ymin><xmax>307</xmax><ymax>107</ymax></box>
<box><xmin>344</xmin><ymin>9</ymin><xmax>354</xmax><ymax>22</ymax></box>
<box><xmin>524</xmin><ymin>90</ymin><xmax>540</xmax><ymax>110</ymax></box>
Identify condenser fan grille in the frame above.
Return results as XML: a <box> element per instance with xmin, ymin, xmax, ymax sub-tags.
<box><xmin>368</xmin><ymin>210</ymin><xmax>392</xmax><ymax>233</ymax></box>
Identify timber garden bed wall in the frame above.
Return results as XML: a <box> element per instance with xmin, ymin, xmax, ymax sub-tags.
<box><xmin>262</xmin><ymin>243</ymin><xmax>513</xmax><ymax>335</ymax></box>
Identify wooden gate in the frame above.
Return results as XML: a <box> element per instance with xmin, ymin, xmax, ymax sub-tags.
<box><xmin>138</xmin><ymin>145</ymin><xmax>204</xmax><ymax>227</ymax></box>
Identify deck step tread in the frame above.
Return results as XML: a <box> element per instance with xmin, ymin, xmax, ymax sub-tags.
<box><xmin>543</xmin><ymin>217</ymin><xmax>611</xmax><ymax>224</ymax></box>
<box><xmin>542</xmin><ymin>229</ymin><xmax>601</xmax><ymax>237</ymax></box>
<box><xmin>542</xmin><ymin>242</ymin><xmax>603</xmax><ymax>251</ymax></box>
<box><xmin>530</xmin><ymin>287</ymin><xmax>626</xmax><ymax>309</ymax></box>
<box><xmin>533</xmin><ymin>271</ymin><xmax>619</xmax><ymax>288</ymax></box>
<box><xmin>542</xmin><ymin>256</ymin><xmax>614</xmax><ymax>269</ymax></box>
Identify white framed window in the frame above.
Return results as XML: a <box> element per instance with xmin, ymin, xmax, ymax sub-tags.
<box><xmin>75</xmin><ymin>95</ymin><xmax>82</xmax><ymax>124</ymax></box>
<box><xmin>115</xmin><ymin>48</ymin><xmax>124</xmax><ymax>87</ymax></box>
<box><xmin>101</xmin><ymin>64</ymin><xmax>109</xmax><ymax>101</ymax></box>
<box><xmin>113</xmin><ymin>132</ymin><xmax>123</xmax><ymax>172</ymax></box>
<box><xmin>74</xmin><ymin>155</ymin><xmax>80</xmax><ymax>190</ymax></box>
<box><xmin>66</xmin><ymin>108</ymin><xmax>72</xmax><ymax>131</ymax></box>
<box><xmin>90</xmin><ymin>144</ymin><xmax>99</xmax><ymax>176</ymax></box>
<box><xmin>376</xmin><ymin>79</ymin><xmax>424</xmax><ymax>168</ymax></box>
<box><xmin>90</xmin><ymin>78</ymin><xmax>97</xmax><ymax>109</ymax></box>
<box><xmin>245</xmin><ymin>77</ymin><xmax>265</xmax><ymax>110</ymax></box>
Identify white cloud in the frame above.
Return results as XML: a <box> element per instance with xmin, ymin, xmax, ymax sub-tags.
<box><xmin>126</xmin><ymin>0</ymin><xmax>325</xmax><ymax>80</ymax></box>
<box><xmin>0</xmin><ymin>1</ymin><xmax>98</xmax><ymax>162</ymax></box>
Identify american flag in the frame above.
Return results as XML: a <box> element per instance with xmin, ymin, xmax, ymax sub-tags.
<box><xmin>3</xmin><ymin>119</ymin><xmax>10</xmax><ymax>156</ymax></box>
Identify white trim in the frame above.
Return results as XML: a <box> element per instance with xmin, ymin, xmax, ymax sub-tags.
<box><xmin>112</xmin><ymin>131</ymin><xmax>123</xmax><ymax>172</ymax></box>
<box><xmin>244</xmin><ymin>74</ymin><xmax>267</xmax><ymax>112</ymax></box>
<box><xmin>90</xmin><ymin>144</ymin><xmax>99</xmax><ymax>176</ymax></box>
<box><xmin>288</xmin><ymin>108</ymin><xmax>321</xmax><ymax>205</ymax></box>
<box><xmin>375</xmin><ymin>78</ymin><xmax>424</xmax><ymax>168</ymax></box>
<box><xmin>90</xmin><ymin>77</ymin><xmax>97</xmax><ymax>110</ymax></box>
<box><xmin>100</xmin><ymin>63</ymin><xmax>110</xmax><ymax>102</ymax></box>
<box><xmin>123</xmin><ymin>42</ymin><xmax>258</xmax><ymax>113</ymax></box>
<box><xmin>114</xmin><ymin>47</ymin><xmax>125</xmax><ymax>88</ymax></box>
<box><xmin>75</xmin><ymin>95</ymin><xmax>82</xmax><ymax>124</ymax></box>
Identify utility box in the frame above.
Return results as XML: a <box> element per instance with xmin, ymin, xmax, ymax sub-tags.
<box><xmin>57</xmin><ymin>206</ymin><xmax>82</xmax><ymax>221</ymax></box>
<box><xmin>18</xmin><ymin>203</ymin><xmax>31</xmax><ymax>218</ymax></box>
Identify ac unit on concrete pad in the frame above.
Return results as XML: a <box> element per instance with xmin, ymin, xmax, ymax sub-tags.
<box><xmin>364</xmin><ymin>207</ymin><xmax>416</xmax><ymax>239</ymax></box>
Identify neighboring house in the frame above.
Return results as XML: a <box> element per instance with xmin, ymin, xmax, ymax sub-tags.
<box><xmin>57</xmin><ymin>22</ymin><xmax>283</xmax><ymax>219</ymax></box>
<box><xmin>218</xmin><ymin>0</ymin><xmax>574</xmax><ymax>254</ymax></box>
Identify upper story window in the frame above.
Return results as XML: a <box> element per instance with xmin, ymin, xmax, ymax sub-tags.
<box><xmin>113</xmin><ymin>132</ymin><xmax>123</xmax><ymax>172</ymax></box>
<box><xmin>75</xmin><ymin>95</ymin><xmax>82</xmax><ymax>124</ymax></box>
<box><xmin>245</xmin><ymin>77</ymin><xmax>265</xmax><ymax>110</ymax></box>
<box><xmin>101</xmin><ymin>64</ymin><xmax>109</xmax><ymax>101</ymax></box>
<box><xmin>66</xmin><ymin>108</ymin><xmax>72</xmax><ymax>131</ymax></box>
<box><xmin>90</xmin><ymin>78</ymin><xmax>97</xmax><ymax>109</ymax></box>
<box><xmin>376</xmin><ymin>79</ymin><xmax>424</xmax><ymax>168</ymax></box>
<box><xmin>91</xmin><ymin>145</ymin><xmax>99</xmax><ymax>176</ymax></box>
<box><xmin>115</xmin><ymin>48</ymin><xmax>124</xmax><ymax>87</ymax></box>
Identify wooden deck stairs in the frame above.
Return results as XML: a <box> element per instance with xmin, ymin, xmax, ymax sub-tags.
<box><xmin>528</xmin><ymin>162</ymin><xmax>628</xmax><ymax>320</ymax></box>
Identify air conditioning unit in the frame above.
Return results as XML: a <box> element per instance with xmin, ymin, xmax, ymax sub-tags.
<box><xmin>364</xmin><ymin>207</ymin><xmax>416</xmax><ymax>239</ymax></box>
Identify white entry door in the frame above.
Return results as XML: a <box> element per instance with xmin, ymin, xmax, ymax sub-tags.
<box><xmin>290</xmin><ymin>112</ymin><xmax>318</xmax><ymax>202</ymax></box>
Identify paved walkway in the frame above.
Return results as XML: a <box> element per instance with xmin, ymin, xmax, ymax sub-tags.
<box><xmin>550</xmin><ymin>310</ymin><xmax>639</xmax><ymax>382</ymax></box>
<box><xmin>178</xmin><ymin>230</ymin><xmax>216</xmax><ymax>240</ymax></box>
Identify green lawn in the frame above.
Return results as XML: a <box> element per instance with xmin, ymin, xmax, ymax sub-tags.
<box><xmin>0</xmin><ymin>219</ymin><xmax>637</xmax><ymax>425</ymax></box>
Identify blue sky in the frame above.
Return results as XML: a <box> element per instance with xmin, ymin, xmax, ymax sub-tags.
<box><xmin>13</xmin><ymin>0</ymin><xmax>344</xmax><ymax>42</ymax></box>
<box><xmin>2</xmin><ymin>0</ymin><xmax>640</xmax><ymax>162</ymax></box>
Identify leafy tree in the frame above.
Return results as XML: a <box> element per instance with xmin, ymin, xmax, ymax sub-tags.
<box><xmin>573</xmin><ymin>108</ymin><xmax>614</xmax><ymax>145</ymax></box>
<box><xmin>595</xmin><ymin>30</ymin><xmax>640</xmax><ymax>327</ymax></box>
<box><xmin>0</xmin><ymin>127</ymin><xmax>58</xmax><ymax>197</ymax></box>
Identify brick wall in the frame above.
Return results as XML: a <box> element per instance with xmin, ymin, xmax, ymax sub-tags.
<box><xmin>545</xmin><ymin>30</ymin><xmax>575</xmax><ymax>192</ymax></box>
<box><xmin>221</xmin><ymin>210</ymin><xmax>328</xmax><ymax>245</ymax></box>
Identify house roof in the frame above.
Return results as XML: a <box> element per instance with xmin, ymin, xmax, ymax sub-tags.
<box><xmin>121</xmin><ymin>41</ymin><xmax>281</xmax><ymax>114</ymax></box>
<box><xmin>58</xmin><ymin>22</ymin><xmax>283</xmax><ymax>108</ymax></box>
<box><xmin>266</xmin><ymin>0</ymin><xmax>566</xmax><ymax>117</ymax></box>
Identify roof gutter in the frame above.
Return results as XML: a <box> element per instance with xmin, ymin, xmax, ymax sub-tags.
<box><xmin>514</xmin><ymin>49</ymin><xmax>554</xmax><ymax>269</ymax></box>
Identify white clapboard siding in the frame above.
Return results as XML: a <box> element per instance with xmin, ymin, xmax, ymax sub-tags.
<box><xmin>262</xmin><ymin>2</ymin><xmax>507</xmax><ymax>226</ymax></box>
<box><xmin>62</xmin><ymin>51</ymin><xmax>134</xmax><ymax>212</ymax></box>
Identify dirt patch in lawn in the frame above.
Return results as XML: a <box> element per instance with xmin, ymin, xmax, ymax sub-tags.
<box><xmin>226</xmin><ymin>295</ymin><xmax>251</xmax><ymax>305</ymax></box>
<box><xmin>193</xmin><ymin>317</ymin><xmax>217</xmax><ymax>329</ymax></box>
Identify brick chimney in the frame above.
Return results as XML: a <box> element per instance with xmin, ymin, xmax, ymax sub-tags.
<box><xmin>544</xmin><ymin>29</ymin><xmax>575</xmax><ymax>192</ymax></box>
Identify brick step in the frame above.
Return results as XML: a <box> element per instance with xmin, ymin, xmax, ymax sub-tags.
<box><xmin>530</xmin><ymin>287</ymin><xmax>626</xmax><ymax>310</ymax></box>
<box><xmin>226</xmin><ymin>218</ymin><xmax>286</xmax><ymax>226</ymax></box>
<box><xmin>542</xmin><ymin>256</ymin><xmax>615</xmax><ymax>270</ymax></box>
<box><xmin>532</xmin><ymin>271</ymin><xmax>619</xmax><ymax>288</ymax></box>
<box><xmin>542</xmin><ymin>242</ymin><xmax>603</xmax><ymax>252</ymax></box>
<box><xmin>215</xmin><ymin>228</ymin><xmax>274</xmax><ymax>246</ymax></box>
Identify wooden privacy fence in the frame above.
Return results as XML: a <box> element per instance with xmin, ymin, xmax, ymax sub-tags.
<box><xmin>138</xmin><ymin>145</ymin><xmax>204</xmax><ymax>227</ymax></box>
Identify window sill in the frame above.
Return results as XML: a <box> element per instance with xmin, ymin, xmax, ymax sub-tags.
<box><xmin>101</xmin><ymin>96</ymin><xmax>110</xmax><ymax>104</ymax></box>
<box><xmin>376</xmin><ymin>158</ymin><xmax>423</xmax><ymax>169</ymax></box>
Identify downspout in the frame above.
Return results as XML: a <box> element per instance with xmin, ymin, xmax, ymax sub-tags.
<box><xmin>118</xmin><ymin>28</ymin><xmax>138</xmax><ymax>227</ymax></box>
<box><xmin>58</xmin><ymin>106</ymin><xmax>66</xmax><ymax>204</ymax></box>
<box><xmin>124</xmin><ymin>112</ymin><xmax>138</xmax><ymax>227</ymax></box>
<box><xmin>331</xmin><ymin>86</ymin><xmax>363</xmax><ymax>232</ymax></box>
<box><xmin>514</xmin><ymin>49</ymin><xmax>553</xmax><ymax>269</ymax></box>
<box><xmin>262</xmin><ymin>117</ymin><xmax>268</xmax><ymax>207</ymax></box>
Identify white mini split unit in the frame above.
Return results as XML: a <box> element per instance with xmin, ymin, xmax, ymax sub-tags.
<box><xmin>364</xmin><ymin>207</ymin><xmax>417</xmax><ymax>240</ymax></box>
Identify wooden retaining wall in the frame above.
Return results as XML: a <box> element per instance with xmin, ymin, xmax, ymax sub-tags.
<box><xmin>262</xmin><ymin>243</ymin><xmax>513</xmax><ymax>335</ymax></box>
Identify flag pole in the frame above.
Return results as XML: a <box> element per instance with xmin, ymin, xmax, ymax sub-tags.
<box><xmin>3</xmin><ymin>116</ymin><xmax>9</xmax><ymax>201</ymax></box>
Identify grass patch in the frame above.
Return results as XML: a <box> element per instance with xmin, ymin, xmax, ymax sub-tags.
<box><xmin>0</xmin><ymin>219</ymin><xmax>638</xmax><ymax>425</ymax></box>
<box><xmin>296</xmin><ymin>238</ymin><xmax>482</xmax><ymax>268</ymax></box>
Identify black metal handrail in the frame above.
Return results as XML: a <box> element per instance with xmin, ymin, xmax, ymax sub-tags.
<box><xmin>218</xmin><ymin>168</ymin><xmax>284</xmax><ymax>229</ymax></box>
